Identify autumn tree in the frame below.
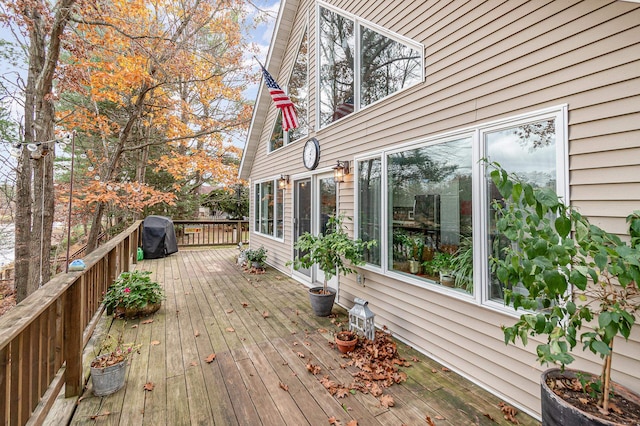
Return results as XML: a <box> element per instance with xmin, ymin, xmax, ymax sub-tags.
<box><xmin>58</xmin><ymin>0</ymin><xmax>254</xmax><ymax>252</ymax></box>
<box><xmin>1</xmin><ymin>0</ymin><xmax>77</xmax><ymax>302</ymax></box>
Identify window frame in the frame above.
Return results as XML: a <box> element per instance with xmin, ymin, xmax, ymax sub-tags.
<box><xmin>268</xmin><ymin>25</ymin><xmax>310</xmax><ymax>154</ymax></box>
<box><xmin>253</xmin><ymin>177</ymin><xmax>286</xmax><ymax>241</ymax></box>
<box><xmin>354</xmin><ymin>105</ymin><xmax>568</xmax><ymax>313</ymax></box>
<box><xmin>316</xmin><ymin>1</ymin><xmax>425</xmax><ymax>129</ymax></box>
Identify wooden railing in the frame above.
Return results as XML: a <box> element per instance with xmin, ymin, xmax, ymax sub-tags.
<box><xmin>173</xmin><ymin>220</ymin><xmax>249</xmax><ymax>247</ymax></box>
<box><xmin>0</xmin><ymin>221</ymin><xmax>143</xmax><ymax>426</ymax></box>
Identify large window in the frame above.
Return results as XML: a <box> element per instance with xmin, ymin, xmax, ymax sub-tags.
<box><xmin>388</xmin><ymin>138</ymin><xmax>473</xmax><ymax>293</ymax></box>
<box><xmin>358</xmin><ymin>157</ymin><xmax>382</xmax><ymax>266</ymax></box>
<box><xmin>318</xmin><ymin>7</ymin><xmax>354</xmax><ymax>126</ymax></box>
<box><xmin>318</xmin><ymin>4</ymin><xmax>423</xmax><ymax>128</ymax></box>
<box><xmin>485</xmin><ymin>119</ymin><xmax>558</xmax><ymax>303</ymax></box>
<box><xmin>254</xmin><ymin>179</ymin><xmax>285</xmax><ymax>239</ymax></box>
<box><xmin>269</xmin><ymin>30</ymin><xmax>309</xmax><ymax>152</ymax></box>
<box><xmin>355</xmin><ymin>107</ymin><xmax>566</xmax><ymax>304</ymax></box>
<box><xmin>360</xmin><ymin>27</ymin><xmax>422</xmax><ymax>108</ymax></box>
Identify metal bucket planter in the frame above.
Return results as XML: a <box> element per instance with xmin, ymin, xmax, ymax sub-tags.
<box><xmin>90</xmin><ymin>355</ymin><xmax>127</xmax><ymax>396</ymax></box>
<box><xmin>308</xmin><ymin>287</ymin><xmax>336</xmax><ymax>317</ymax></box>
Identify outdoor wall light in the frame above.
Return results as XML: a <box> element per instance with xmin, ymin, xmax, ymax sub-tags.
<box><xmin>333</xmin><ymin>160</ymin><xmax>350</xmax><ymax>183</ymax></box>
<box><xmin>278</xmin><ymin>174</ymin><xmax>290</xmax><ymax>189</ymax></box>
<box><xmin>348</xmin><ymin>297</ymin><xmax>375</xmax><ymax>340</ymax></box>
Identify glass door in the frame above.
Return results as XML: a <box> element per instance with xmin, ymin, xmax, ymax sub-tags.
<box><xmin>293</xmin><ymin>178</ymin><xmax>312</xmax><ymax>279</ymax></box>
<box><xmin>316</xmin><ymin>174</ymin><xmax>337</xmax><ymax>288</ymax></box>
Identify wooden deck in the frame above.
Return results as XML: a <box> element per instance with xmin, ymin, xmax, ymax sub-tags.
<box><xmin>61</xmin><ymin>248</ymin><xmax>539</xmax><ymax>425</ymax></box>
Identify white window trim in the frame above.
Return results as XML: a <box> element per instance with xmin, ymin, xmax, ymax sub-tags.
<box><xmin>268</xmin><ymin>21</ymin><xmax>310</xmax><ymax>154</ymax></box>
<box><xmin>353</xmin><ymin>105</ymin><xmax>569</xmax><ymax>314</ymax></box>
<box><xmin>316</xmin><ymin>1</ymin><xmax>425</xmax><ymax>130</ymax></box>
<box><xmin>252</xmin><ymin>177</ymin><xmax>286</xmax><ymax>242</ymax></box>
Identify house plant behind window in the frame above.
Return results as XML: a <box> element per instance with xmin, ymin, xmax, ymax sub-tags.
<box><xmin>489</xmin><ymin>162</ymin><xmax>640</xmax><ymax>425</ymax></box>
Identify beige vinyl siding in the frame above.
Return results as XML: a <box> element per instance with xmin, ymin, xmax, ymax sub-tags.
<box><xmin>245</xmin><ymin>0</ymin><xmax>640</xmax><ymax>418</ymax></box>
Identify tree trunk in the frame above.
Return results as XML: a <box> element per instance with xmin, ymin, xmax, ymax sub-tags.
<box><xmin>14</xmin><ymin>143</ymin><xmax>32</xmax><ymax>303</ymax></box>
<box><xmin>13</xmin><ymin>0</ymin><xmax>76</xmax><ymax>302</ymax></box>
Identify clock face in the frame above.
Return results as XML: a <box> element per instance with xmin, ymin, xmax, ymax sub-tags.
<box><xmin>303</xmin><ymin>138</ymin><xmax>320</xmax><ymax>170</ymax></box>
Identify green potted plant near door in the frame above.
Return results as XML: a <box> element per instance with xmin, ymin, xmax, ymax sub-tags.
<box><xmin>288</xmin><ymin>213</ymin><xmax>376</xmax><ymax>316</ymax></box>
<box><xmin>489</xmin><ymin>162</ymin><xmax>640</xmax><ymax>425</ymax></box>
<box><xmin>244</xmin><ymin>246</ymin><xmax>268</xmax><ymax>270</ymax></box>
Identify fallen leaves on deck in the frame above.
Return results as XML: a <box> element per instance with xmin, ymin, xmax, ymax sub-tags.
<box><xmin>262</xmin><ymin>311</ymin><xmax>269</xmax><ymax>318</ymax></box>
<box><xmin>306</xmin><ymin>362</ymin><xmax>321</xmax><ymax>375</ymax></box>
<box><xmin>205</xmin><ymin>353</ymin><xmax>217</xmax><ymax>363</ymax></box>
<box><xmin>150</xmin><ymin>340</ymin><xmax>160</xmax><ymax>346</ymax></box>
<box><xmin>142</xmin><ymin>319</ymin><xmax>153</xmax><ymax>324</ymax></box>
<box><xmin>226</xmin><ymin>327</ymin><xmax>235</xmax><ymax>332</ymax></box>
<box><xmin>310</xmin><ymin>328</ymin><xmax>408</xmax><ymax>413</ymax></box>
<box><xmin>143</xmin><ymin>382</ymin><xmax>155</xmax><ymax>392</ymax></box>
<box><xmin>90</xmin><ymin>411</ymin><xmax>111</xmax><ymax>420</ymax></box>
<box><xmin>379</xmin><ymin>394</ymin><xmax>395</xmax><ymax>408</ymax></box>
<box><xmin>279</xmin><ymin>381</ymin><xmax>289</xmax><ymax>391</ymax></box>
<box><xmin>498</xmin><ymin>402</ymin><xmax>520</xmax><ymax>424</ymax></box>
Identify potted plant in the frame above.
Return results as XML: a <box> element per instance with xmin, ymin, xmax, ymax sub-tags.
<box><xmin>335</xmin><ymin>329</ymin><xmax>358</xmax><ymax>353</ymax></box>
<box><xmin>288</xmin><ymin>213</ymin><xmax>376</xmax><ymax>316</ymax></box>
<box><xmin>90</xmin><ymin>321</ymin><xmax>140</xmax><ymax>396</ymax></box>
<box><xmin>408</xmin><ymin>236</ymin><xmax>424</xmax><ymax>274</ymax></box>
<box><xmin>424</xmin><ymin>251</ymin><xmax>455</xmax><ymax>286</ymax></box>
<box><xmin>244</xmin><ymin>246</ymin><xmax>268</xmax><ymax>270</ymax></box>
<box><xmin>451</xmin><ymin>235</ymin><xmax>473</xmax><ymax>293</ymax></box>
<box><xmin>488</xmin><ymin>162</ymin><xmax>640</xmax><ymax>425</ymax></box>
<box><xmin>103</xmin><ymin>270</ymin><xmax>165</xmax><ymax>318</ymax></box>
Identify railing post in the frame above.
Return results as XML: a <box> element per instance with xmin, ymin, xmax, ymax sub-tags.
<box><xmin>0</xmin><ymin>346</ymin><xmax>7</xmax><ymax>425</ymax></box>
<box><xmin>64</xmin><ymin>277</ymin><xmax>83</xmax><ymax>397</ymax></box>
<box><xmin>235</xmin><ymin>220</ymin><xmax>241</xmax><ymax>245</ymax></box>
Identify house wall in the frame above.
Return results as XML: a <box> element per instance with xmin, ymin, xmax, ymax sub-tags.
<box><xmin>247</xmin><ymin>0</ymin><xmax>640</xmax><ymax>418</ymax></box>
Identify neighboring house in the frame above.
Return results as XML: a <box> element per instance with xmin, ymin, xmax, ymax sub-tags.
<box><xmin>239</xmin><ymin>0</ymin><xmax>640</xmax><ymax>419</ymax></box>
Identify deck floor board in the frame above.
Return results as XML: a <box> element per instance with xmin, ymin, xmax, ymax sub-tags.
<box><xmin>66</xmin><ymin>248</ymin><xmax>540</xmax><ymax>426</ymax></box>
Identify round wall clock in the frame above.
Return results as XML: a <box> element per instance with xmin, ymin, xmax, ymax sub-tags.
<box><xmin>303</xmin><ymin>137</ymin><xmax>320</xmax><ymax>170</ymax></box>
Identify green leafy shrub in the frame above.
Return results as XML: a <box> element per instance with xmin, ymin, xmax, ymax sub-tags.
<box><xmin>244</xmin><ymin>246</ymin><xmax>268</xmax><ymax>266</ymax></box>
<box><xmin>288</xmin><ymin>213</ymin><xmax>376</xmax><ymax>293</ymax></box>
<box><xmin>488</xmin><ymin>161</ymin><xmax>640</xmax><ymax>414</ymax></box>
<box><xmin>103</xmin><ymin>270</ymin><xmax>165</xmax><ymax>312</ymax></box>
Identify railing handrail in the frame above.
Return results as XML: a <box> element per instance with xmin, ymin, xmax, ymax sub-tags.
<box><xmin>0</xmin><ymin>222</ymin><xmax>141</xmax><ymax>349</ymax></box>
<box><xmin>0</xmin><ymin>220</ymin><xmax>143</xmax><ymax>426</ymax></box>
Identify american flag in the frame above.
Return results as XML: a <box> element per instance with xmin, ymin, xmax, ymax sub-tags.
<box><xmin>260</xmin><ymin>64</ymin><xmax>299</xmax><ymax>132</ymax></box>
<box><xmin>333</xmin><ymin>96</ymin><xmax>354</xmax><ymax>121</ymax></box>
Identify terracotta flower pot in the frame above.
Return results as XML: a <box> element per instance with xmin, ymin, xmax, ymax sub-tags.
<box><xmin>335</xmin><ymin>331</ymin><xmax>357</xmax><ymax>353</ymax></box>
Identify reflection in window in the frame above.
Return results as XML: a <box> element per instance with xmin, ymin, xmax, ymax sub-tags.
<box><xmin>486</xmin><ymin>119</ymin><xmax>557</xmax><ymax>302</ymax></box>
<box><xmin>319</xmin><ymin>7</ymin><xmax>355</xmax><ymax>127</ymax></box>
<box><xmin>254</xmin><ymin>180</ymin><xmax>285</xmax><ymax>239</ymax></box>
<box><xmin>289</xmin><ymin>31</ymin><xmax>308</xmax><ymax>142</ymax></box>
<box><xmin>269</xmin><ymin>112</ymin><xmax>284</xmax><ymax>151</ymax></box>
<box><xmin>358</xmin><ymin>158</ymin><xmax>382</xmax><ymax>266</ymax></box>
<box><xmin>360</xmin><ymin>27</ymin><xmax>422</xmax><ymax>107</ymax></box>
<box><xmin>318</xmin><ymin>6</ymin><xmax>423</xmax><ymax>129</ymax></box>
<box><xmin>269</xmin><ymin>31</ymin><xmax>309</xmax><ymax>152</ymax></box>
<box><xmin>387</xmin><ymin>138</ymin><xmax>473</xmax><ymax>293</ymax></box>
